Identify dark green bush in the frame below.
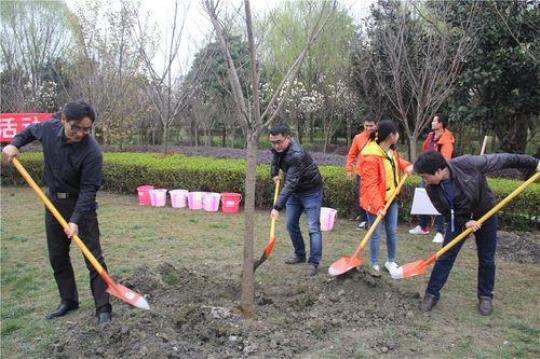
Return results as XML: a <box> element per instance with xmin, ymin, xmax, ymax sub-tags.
<box><xmin>2</xmin><ymin>152</ymin><xmax>539</xmax><ymax>230</ymax></box>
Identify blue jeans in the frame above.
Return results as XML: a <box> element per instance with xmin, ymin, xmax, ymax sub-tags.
<box><xmin>426</xmin><ymin>216</ymin><xmax>498</xmax><ymax>300</ymax></box>
<box><xmin>285</xmin><ymin>190</ymin><xmax>323</xmax><ymax>266</ymax></box>
<box><xmin>418</xmin><ymin>180</ymin><xmax>445</xmax><ymax>233</ymax></box>
<box><xmin>366</xmin><ymin>201</ymin><xmax>399</xmax><ymax>265</ymax></box>
<box><xmin>355</xmin><ymin>175</ymin><xmax>368</xmax><ymax>223</ymax></box>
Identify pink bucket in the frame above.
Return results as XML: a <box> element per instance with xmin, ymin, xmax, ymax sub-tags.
<box><xmin>169</xmin><ymin>189</ymin><xmax>189</xmax><ymax>208</ymax></box>
<box><xmin>188</xmin><ymin>192</ymin><xmax>205</xmax><ymax>210</ymax></box>
<box><xmin>320</xmin><ymin>207</ymin><xmax>337</xmax><ymax>231</ymax></box>
<box><xmin>203</xmin><ymin>192</ymin><xmax>221</xmax><ymax>212</ymax></box>
<box><xmin>150</xmin><ymin>189</ymin><xmax>168</xmax><ymax>207</ymax></box>
<box><xmin>137</xmin><ymin>185</ymin><xmax>154</xmax><ymax>206</ymax></box>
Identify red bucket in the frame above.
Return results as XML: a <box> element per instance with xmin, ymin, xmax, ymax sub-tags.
<box><xmin>137</xmin><ymin>185</ymin><xmax>154</xmax><ymax>206</ymax></box>
<box><xmin>221</xmin><ymin>192</ymin><xmax>242</xmax><ymax>213</ymax></box>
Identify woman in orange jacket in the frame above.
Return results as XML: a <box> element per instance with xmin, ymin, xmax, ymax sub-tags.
<box><xmin>359</xmin><ymin>120</ymin><xmax>413</xmax><ymax>276</ymax></box>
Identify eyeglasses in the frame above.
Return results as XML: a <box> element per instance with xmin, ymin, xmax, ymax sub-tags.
<box><xmin>68</xmin><ymin>122</ymin><xmax>93</xmax><ymax>134</ymax></box>
<box><xmin>270</xmin><ymin>138</ymin><xmax>286</xmax><ymax>146</ymax></box>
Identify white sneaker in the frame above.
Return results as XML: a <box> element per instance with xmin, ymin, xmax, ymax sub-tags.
<box><xmin>432</xmin><ymin>232</ymin><xmax>444</xmax><ymax>243</ymax></box>
<box><xmin>409</xmin><ymin>225</ymin><xmax>429</xmax><ymax>235</ymax></box>
<box><xmin>385</xmin><ymin>261</ymin><xmax>399</xmax><ymax>274</ymax></box>
<box><xmin>357</xmin><ymin>221</ymin><xmax>367</xmax><ymax>230</ymax></box>
<box><xmin>369</xmin><ymin>264</ymin><xmax>381</xmax><ymax>277</ymax></box>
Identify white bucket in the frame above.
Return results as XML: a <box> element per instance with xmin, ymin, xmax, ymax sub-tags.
<box><xmin>202</xmin><ymin>192</ymin><xmax>221</xmax><ymax>212</ymax></box>
<box><xmin>149</xmin><ymin>189</ymin><xmax>168</xmax><ymax>207</ymax></box>
<box><xmin>169</xmin><ymin>189</ymin><xmax>189</xmax><ymax>208</ymax></box>
<box><xmin>188</xmin><ymin>192</ymin><xmax>205</xmax><ymax>210</ymax></box>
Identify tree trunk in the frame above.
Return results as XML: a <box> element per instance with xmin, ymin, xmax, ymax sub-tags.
<box><xmin>162</xmin><ymin>124</ymin><xmax>169</xmax><ymax>153</ymax></box>
<box><xmin>222</xmin><ymin>127</ymin><xmax>227</xmax><ymax>147</ymax></box>
<box><xmin>408</xmin><ymin>135</ymin><xmax>418</xmax><ymax>162</ymax></box>
<box><xmin>241</xmin><ymin>133</ymin><xmax>258</xmax><ymax>317</ymax></box>
<box><xmin>309</xmin><ymin>113</ymin><xmax>314</xmax><ymax>144</ymax></box>
<box><xmin>346</xmin><ymin>120</ymin><xmax>352</xmax><ymax>147</ymax></box>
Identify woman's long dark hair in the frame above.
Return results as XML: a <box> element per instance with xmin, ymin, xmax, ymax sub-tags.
<box><xmin>369</xmin><ymin>119</ymin><xmax>399</xmax><ymax>149</ymax></box>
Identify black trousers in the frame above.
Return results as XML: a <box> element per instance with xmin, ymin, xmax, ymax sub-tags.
<box><xmin>45</xmin><ymin>195</ymin><xmax>111</xmax><ymax>314</ymax></box>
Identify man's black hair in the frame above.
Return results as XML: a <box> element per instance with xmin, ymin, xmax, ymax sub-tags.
<box><xmin>434</xmin><ymin>113</ymin><xmax>449</xmax><ymax>129</ymax></box>
<box><xmin>269</xmin><ymin>124</ymin><xmax>290</xmax><ymax>137</ymax></box>
<box><xmin>63</xmin><ymin>100</ymin><xmax>96</xmax><ymax>123</ymax></box>
<box><xmin>363</xmin><ymin>113</ymin><xmax>377</xmax><ymax>124</ymax></box>
<box><xmin>414</xmin><ymin>150</ymin><xmax>448</xmax><ymax>175</ymax></box>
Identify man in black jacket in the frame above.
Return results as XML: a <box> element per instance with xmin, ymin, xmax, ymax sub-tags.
<box><xmin>2</xmin><ymin>100</ymin><xmax>112</xmax><ymax>325</ymax></box>
<box><xmin>414</xmin><ymin>150</ymin><xmax>540</xmax><ymax>315</ymax></box>
<box><xmin>270</xmin><ymin>125</ymin><xmax>323</xmax><ymax>276</ymax></box>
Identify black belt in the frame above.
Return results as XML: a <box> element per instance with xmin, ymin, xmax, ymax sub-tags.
<box><xmin>50</xmin><ymin>192</ymin><xmax>78</xmax><ymax>199</ymax></box>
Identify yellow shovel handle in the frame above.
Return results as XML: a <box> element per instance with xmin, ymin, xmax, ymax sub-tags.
<box><xmin>353</xmin><ymin>174</ymin><xmax>409</xmax><ymax>257</ymax></box>
<box><xmin>435</xmin><ymin>171</ymin><xmax>540</xmax><ymax>259</ymax></box>
<box><xmin>269</xmin><ymin>178</ymin><xmax>281</xmax><ymax>238</ymax></box>
<box><xmin>12</xmin><ymin>158</ymin><xmax>105</xmax><ymax>274</ymax></box>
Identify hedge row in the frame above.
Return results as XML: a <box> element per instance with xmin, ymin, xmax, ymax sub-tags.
<box><xmin>2</xmin><ymin>152</ymin><xmax>539</xmax><ymax>231</ymax></box>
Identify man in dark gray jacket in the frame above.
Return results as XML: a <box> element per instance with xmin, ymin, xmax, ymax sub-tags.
<box><xmin>270</xmin><ymin>125</ymin><xmax>323</xmax><ymax>276</ymax></box>
<box><xmin>414</xmin><ymin>150</ymin><xmax>540</xmax><ymax>315</ymax></box>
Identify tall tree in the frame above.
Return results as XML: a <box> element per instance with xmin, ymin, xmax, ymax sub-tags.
<box><xmin>132</xmin><ymin>0</ymin><xmax>192</xmax><ymax>152</ymax></box>
<box><xmin>448</xmin><ymin>0</ymin><xmax>540</xmax><ymax>153</ymax></box>
<box><xmin>0</xmin><ymin>0</ymin><xmax>74</xmax><ymax>111</ymax></box>
<box><xmin>203</xmin><ymin>0</ymin><xmax>335</xmax><ymax>317</ymax></box>
<box><xmin>68</xmin><ymin>0</ymin><xmax>147</xmax><ymax>147</ymax></box>
<box><xmin>262</xmin><ymin>1</ymin><xmax>357</xmax><ymax>143</ymax></box>
<box><xmin>352</xmin><ymin>0</ymin><xmax>476</xmax><ymax>160</ymax></box>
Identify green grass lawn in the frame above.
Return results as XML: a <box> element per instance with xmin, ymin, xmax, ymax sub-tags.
<box><xmin>1</xmin><ymin>186</ymin><xmax>539</xmax><ymax>358</ymax></box>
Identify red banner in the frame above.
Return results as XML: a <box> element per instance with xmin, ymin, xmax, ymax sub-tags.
<box><xmin>0</xmin><ymin>113</ymin><xmax>51</xmax><ymax>143</ymax></box>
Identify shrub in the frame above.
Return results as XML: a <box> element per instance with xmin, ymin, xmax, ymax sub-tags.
<box><xmin>2</xmin><ymin>152</ymin><xmax>539</xmax><ymax>231</ymax></box>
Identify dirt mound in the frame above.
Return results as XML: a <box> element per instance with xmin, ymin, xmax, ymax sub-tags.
<box><xmin>497</xmin><ymin>231</ymin><xmax>540</xmax><ymax>264</ymax></box>
<box><xmin>47</xmin><ymin>263</ymin><xmax>419</xmax><ymax>358</ymax></box>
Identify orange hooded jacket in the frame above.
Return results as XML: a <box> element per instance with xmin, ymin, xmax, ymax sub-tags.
<box><xmin>345</xmin><ymin>131</ymin><xmax>370</xmax><ymax>176</ymax></box>
<box><xmin>421</xmin><ymin>129</ymin><xmax>455</xmax><ymax>160</ymax></box>
<box><xmin>359</xmin><ymin>141</ymin><xmax>411</xmax><ymax>215</ymax></box>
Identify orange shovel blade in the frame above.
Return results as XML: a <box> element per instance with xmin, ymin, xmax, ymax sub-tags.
<box><xmin>391</xmin><ymin>259</ymin><xmax>429</xmax><ymax>279</ymax></box>
<box><xmin>101</xmin><ymin>272</ymin><xmax>150</xmax><ymax>310</ymax></box>
<box><xmin>328</xmin><ymin>255</ymin><xmax>364</xmax><ymax>276</ymax></box>
<box><xmin>253</xmin><ymin>237</ymin><xmax>277</xmax><ymax>271</ymax></box>
<box><xmin>106</xmin><ymin>282</ymin><xmax>150</xmax><ymax>310</ymax></box>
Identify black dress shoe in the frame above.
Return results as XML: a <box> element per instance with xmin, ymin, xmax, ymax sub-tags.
<box><xmin>97</xmin><ymin>312</ymin><xmax>111</xmax><ymax>325</ymax></box>
<box><xmin>45</xmin><ymin>303</ymin><xmax>79</xmax><ymax>320</ymax></box>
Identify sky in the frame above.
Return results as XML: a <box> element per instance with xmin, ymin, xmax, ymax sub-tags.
<box><xmin>67</xmin><ymin>0</ymin><xmax>376</xmax><ymax>75</ymax></box>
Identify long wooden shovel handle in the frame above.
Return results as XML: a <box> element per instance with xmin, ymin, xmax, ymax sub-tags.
<box><xmin>12</xmin><ymin>158</ymin><xmax>105</xmax><ymax>274</ymax></box>
<box><xmin>352</xmin><ymin>174</ymin><xmax>409</xmax><ymax>258</ymax></box>
<box><xmin>434</xmin><ymin>171</ymin><xmax>540</xmax><ymax>260</ymax></box>
<box><xmin>269</xmin><ymin>178</ymin><xmax>281</xmax><ymax>239</ymax></box>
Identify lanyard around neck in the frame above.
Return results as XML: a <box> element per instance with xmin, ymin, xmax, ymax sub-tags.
<box><xmin>440</xmin><ymin>181</ymin><xmax>455</xmax><ymax>232</ymax></box>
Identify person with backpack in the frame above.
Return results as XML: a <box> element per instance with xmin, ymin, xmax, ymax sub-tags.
<box><xmin>345</xmin><ymin>114</ymin><xmax>377</xmax><ymax>230</ymax></box>
<box><xmin>409</xmin><ymin>113</ymin><xmax>455</xmax><ymax>243</ymax></box>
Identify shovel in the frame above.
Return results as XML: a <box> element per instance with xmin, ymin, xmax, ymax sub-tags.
<box><xmin>328</xmin><ymin>174</ymin><xmax>409</xmax><ymax>276</ymax></box>
<box><xmin>11</xmin><ymin>158</ymin><xmax>150</xmax><ymax>310</ymax></box>
<box><xmin>253</xmin><ymin>178</ymin><xmax>281</xmax><ymax>272</ymax></box>
<box><xmin>392</xmin><ymin>171</ymin><xmax>540</xmax><ymax>280</ymax></box>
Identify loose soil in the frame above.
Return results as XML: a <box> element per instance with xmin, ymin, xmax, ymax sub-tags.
<box><xmin>496</xmin><ymin>231</ymin><xmax>540</xmax><ymax>264</ymax></box>
<box><xmin>46</xmin><ymin>233</ymin><xmax>540</xmax><ymax>359</ymax></box>
<box><xmin>47</xmin><ymin>262</ymin><xmax>421</xmax><ymax>358</ymax></box>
